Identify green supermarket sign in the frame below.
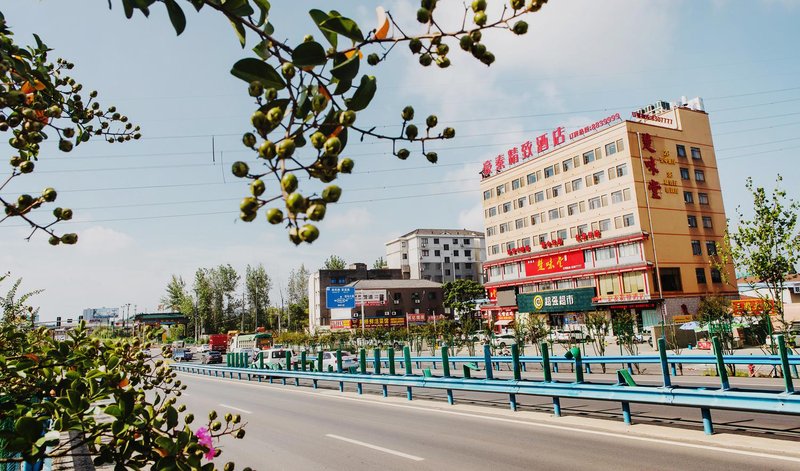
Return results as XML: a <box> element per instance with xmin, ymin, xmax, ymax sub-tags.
<box><xmin>517</xmin><ymin>288</ymin><xmax>596</xmax><ymax>313</ymax></box>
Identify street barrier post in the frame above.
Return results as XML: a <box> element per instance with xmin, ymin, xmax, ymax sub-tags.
<box><xmin>657</xmin><ymin>337</ymin><xmax>672</xmax><ymax>388</ymax></box>
<box><xmin>777</xmin><ymin>335</ymin><xmax>795</xmax><ymax>394</ymax></box>
<box><xmin>336</xmin><ymin>349</ymin><xmax>343</xmax><ymax>373</ymax></box>
<box><xmin>701</xmin><ymin>407</ymin><xmax>714</xmax><ymax>435</ymax></box>
<box><xmin>541</xmin><ymin>342</ymin><xmax>552</xmax><ymax>382</ymax></box>
<box><xmin>463</xmin><ymin>365</ymin><xmax>471</xmax><ymax>378</ymax></box>
<box><xmin>317</xmin><ymin>351</ymin><xmax>323</xmax><ymax>373</ymax></box>
<box><xmin>259</xmin><ymin>351</ymin><xmax>264</xmax><ymax>369</ymax></box>
<box><xmin>622</xmin><ymin>401</ymin><xmax>631</xmax><ymax>425</ymax></box>
<box><xmin>441</xmin><ymin>346</ymin><xmax>451</xmax><ymax>378</ymax></box>
<box><xmin>301</xmin><ymin>351</ymin><xmax>307</xmax><ymax>372</ymax></box>
<box><xmin>711</xmin><ymin>336</ymin><xmax>730</xmax><ymax>390</ymax></box>
<box><xmin>511</xmin><ymin>344</ymin><xmax>521</xmax><ymax>381</ymax></box>
<box><xmin>483</xmin><ymin>344</ymin><xmax>494</xmax><ymax>380</ymax></box>
<box><xmin>359</xmin><ymin>349</ymin><xmax>367</xmax><ymax>374</ymax></box>
<box><xmin>565</xmin><ymin>347</ymin><xmax>584</xmax><ymax>383</ymax></box>
<box><xmin>403</xmin><ymin>346</ymin><xmax>413</xmax><ymax>400</ymax></box>
<box><xmin>373</xmin><ymin>348</ymin><xmax>381</xmax><ymax>375</ymax></box>
<box><xmin>388</xmin><ymin>348</ymin><xmax>396</xmax><ymax>375</ymax></box>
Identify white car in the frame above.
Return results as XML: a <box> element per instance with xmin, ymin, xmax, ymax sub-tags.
<box><xmin>319</xmin><ymin>351</ymin><xmax>357</xmax><ymax>371</ymax></box>
<box><xmin>491</xmin><ymin>334</ymin><xmax>517</xmax><ymax>349</ymax></box>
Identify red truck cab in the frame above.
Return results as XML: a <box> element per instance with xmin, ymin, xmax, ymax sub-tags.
<box><xmin>208</xmin><ymin>334</ymin><xmax>228</xmax><ymax>353</ymax></box>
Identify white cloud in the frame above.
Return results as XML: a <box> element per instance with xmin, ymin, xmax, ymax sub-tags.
<box><xmin>324</xmin><ymin>207</ymin><xmax>373</xmax><ymax>230</ymax></box>
<box><xmin>76</xmin><ymin>226</ymin><xmax>134</xmax><ymax>254</ymax></box>
<box><xmin>457</xmin><ymin>202</ymin><xmax>485</xmax><ymax>232</ymax></box>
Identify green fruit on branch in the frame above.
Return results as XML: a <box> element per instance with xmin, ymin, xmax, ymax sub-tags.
<box><xmin>242</xmin><ymin>132</ymin><xmax>257</xmax><ymax>148</ymax></box>
<box><xmin>42</xmin><ymin>187</ymin><xmax>57</xmax><ymax>202</ymax></box>
<box><xmin>443</xmin><ymin>127</ymin><xmax>456</xmax><ymax>139</ymax></box>
<box><xmin>258</xmin><ymin>140</ymin><xmax>276</xmax><ymax>159</ymax></box>
<box><xmin>276</xmin><ymin>139</ymin><xmax>296</xmax><ymax>158</ymax></box>
<box><xmin>409</xmin><ymin>38</ymin><xmax>423</xmax><ymax>54</ymax></box>
<box><xmin>417</xmin><ymin>8</ymin><xmax>430</xmax><ymax>23</ymax></box>
<box><xmin>426</xmin><ymin>152</ymin><xmax>439</xmax><ymax>164</ymax></box>
<box><xmin>321</xmin><ymin>185</ymin><xmax>342</xmax><ymax>203</ymax></box>
<box><xmin>324</xmin><ymin>136</ymin><xmax>342</xmax><ymax>155</ymax></box>
<box><xmin>240</xmin><ymin>211</ymin><xmax>257</xmax><ymax>222</ymax></box>
<box><xmin>310</xmin><ymin>132</ymin><xmax>326</xmax><ymax>149</ymax></box>
<box><xmin>60</xmin><ymin>233</ymin><xmax>78</xmax><ymax>245</ymax></box>
<box><xmin>20</xmin><ymin>161</ymin><xmax>35</xmax><ymax>173</ymax></box>
<box><xmin>401</xmin><ymin>106</ymin><xmax>415</xmax><ymax>121</ymax></box>
<box><xmin>512</xmin><ymin>21</ymin><xmax>529</xmax><ymax>35</ymax></box>
<box><xmin>240</xmin><ymin>197</ymin><xmax>258</xmax><ymax>213</ymax></box>
<box><xmin>307</xmin><ymin>203</ymin><xmax>326</xmax><ymax>221</ymax></box>
<box><xmin>266</xmin><ymin>208</ymin><xmax>284</xmax><ymax>224</ymax></box>
<box><xmin>474</xmin><ymin>11</ymin><xmax>487</xmax><ymax>26</ymax></box>
<box><xmin>339</xmin><ymin>110</ymin><xmax>357</xmax><ymax>126</ymax></box>
<box><xmin>338</xmin><ymin>158</ymin><xmax>354</xmax><ymax>173</ymax></box>
<box><xmin>286</xmin><ymin>192</ymin><xmax>307</xmax><ymax>212</ymax></box>
<box><xmin>299</xmin><ymin>224</ymin><xmax>319</xmax><ymax>243</ymax></box>
<box><xmin>396</xmin><ymin>148</ymin><xmax>410</xmax><ymax>160</ymax></box>
<box><xmin>426</xmin><ymin>115</ymin><xmax>438</xmax><ymax>128</ymax></box>
<box><xmin>405</xmin><ymin>124</ymin><xmax>419</xmax><ymax>140</ymax></box>
<box><xmin>472</xmin><ymin>0</ymin><xmax>487</xmax><ymax>12</ymax></box>
<box><xmin>231</xmin><ymin>161</ymin><xmax>249</xmax><ymax>178</ymax></box>
<box><xmin>281</xmin><ymin>173</ymin><xmax>298</xmax><ymax>193</ymax></box>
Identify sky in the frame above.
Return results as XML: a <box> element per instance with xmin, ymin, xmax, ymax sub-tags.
<box><xmin>2</xmin><ymin>0</ymin><xmax>800</xmax><ymax>321</ymax></box>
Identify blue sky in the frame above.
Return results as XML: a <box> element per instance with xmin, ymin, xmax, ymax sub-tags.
<box><xmin>2</xmin><ymin>1</ymin><xmax>799</xmax><ymax>320</ymax></box>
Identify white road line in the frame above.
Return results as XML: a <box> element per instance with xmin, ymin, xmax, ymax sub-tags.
<box><xmin>325</xmin><ymin>434</ymin><xmax>424</xmax><ymax>461</ymax></box>
<box><xmin>218</xmin><ymin>403</ymin><xmax>252</xmax><ymax>414</ymax></box>
<box><xmin>181</xmin><ymin>373</ymin><xmax>800</xmax><ymax>464</ymax></box>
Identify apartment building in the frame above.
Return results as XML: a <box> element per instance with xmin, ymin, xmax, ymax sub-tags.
<box><xmin>478</xmin><ymin>98</ymin><xmax>737</xmax><ymax>332</ymax></box>
<box><xmin>385</xmin><ymin>229</ymin><xmax>486</xmax><ymax>283</ymax></box>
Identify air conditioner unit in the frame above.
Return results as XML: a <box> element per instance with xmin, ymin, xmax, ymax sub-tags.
<box><xmin>792</xmin><ymin>286</ymin><xmax>800</xmax><ymax>294</ymax></box>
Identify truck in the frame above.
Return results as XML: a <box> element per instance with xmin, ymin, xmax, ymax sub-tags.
<box><xmin>208</xmin><ymin>334</ymin><xmax>229</xmax><ymax>353</ymax></box>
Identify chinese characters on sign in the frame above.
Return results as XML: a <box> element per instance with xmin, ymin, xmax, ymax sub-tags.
<box><xmin>481</xmin><ymin>113</ymin><xmax>622</xmax><ymax>178</ymax></box>
<box><xmin>640</xmin><ymin>133</ymin><xmax>680</xmax><ymax>198</ymax></box>
<box><xmin>592</xmin><ymin>293</ymin><xmax>651</xmax><ymax>304</ymax></box>
<box><xmin>516</xmin><ymin>288</ymin><xmax>595</xmax><ymax>314</ymax></box>
<box><xmin>524</xmin><ymin>250</ymin><xmax>585</xmax><ymax>277</ymax></box>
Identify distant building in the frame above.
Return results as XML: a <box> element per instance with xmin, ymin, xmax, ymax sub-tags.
<box><xmin>737</xmin><ymin>275</ymin><xmax>800</xmax><ymax>324</ymax></box>
<box><xmin>385</xmin><ymin>229</ymin><xmax>486</xmax><ymax>283</ymax></box>
<box><xmin>308</xmin><ymin>263</ymin><xmax>404</xmax><ymax>333</ymax></box>
<box><xmin>82</xmin><ymin>307</ymin><xmax>119</xmax><ymax>323</ymax></box>
<box><xmin>327</xmin><ymin>279</ymin><xmax>445</xmax><ymax>331</ymax></box>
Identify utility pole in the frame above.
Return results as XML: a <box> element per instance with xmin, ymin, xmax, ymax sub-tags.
<box><xmin>278</xmin><ymin>286</ymin><xmax>285</xmax><ymax>333</ymax></box>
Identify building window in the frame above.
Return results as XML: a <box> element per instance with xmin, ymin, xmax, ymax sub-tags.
<box><xmin>619</xmin><ymin>242</ymin><xmax>638</xmax><ymax>257</ymax></box>
<box><xmin>444</xmin><ymin>243</ymin><xmax>450</xmax><ymax>250</ymax></box>
<box><xmin>706</xmin><ymin>241</ymin><xmax>717</xmax><ymax>256</ymax></box>
<box><xmin>434</xmin><ymin>249</ymin><xmax>441</xmax><ymax>256</ymax></box>
<box><xmin>483</xmin><ymin>190</ymin><xmax>492</xmax><ymax>200</ymax></box>
<box><xmin>421</xmin><ymin>249</ymin><xmax>430</xmax><ymax>257</ymax></box>
<box><xmin>452</xmin><ymin>238</ymin><xmax>458</xmax><ymax>244</ymax></box>
<box><xmin>623</xmin><ymin>188</ymin><xmax>631</xmax><ymax>201</ymax></box>
<box><xmin>622</xmin><ymin>272</ymin><xmax>644</xmax><ymax>293</ymax></box>
<box><xmin>571</xmin><ymin>178</ymin><xmax>583</xmax><ymax>191</ymax></box>
<box><xmin>453</xmin><ymin>250</ymin><xmax>460</xmax><ymax>256</ymax></box>
<box><xmin>551</xmin><ymin>185</ymin><xmax>562</xmax><ymax>198</ymax></box>
<box><xmin>698</xmin><ymin>193</ymin><xmax>709</xmax><ymax>205</ymax></box>
<box><xmin>691</xmin><ymin>147</ymin><xmax>702</xmax><ymax>160</ymax></box>
<box><xmin>695</xmin><ymin>268</ymin><xmax>707</xmax><ymax>284</ymax></box>
<box><xmin>496</xmin><ymin>184</ymin><xmax>506</xmax><ymax>195</ymax></box>
<box><xmin>503</xmin><ymin>264</ymin><xmax>515</xmax><ymax>275</ymax></box>
<box><xmin>711</xmin><ymin>268</ymin><xmax>722</xmax><ymax>283</ymax></box>
<box><xmin>557</xmin><ymin>229</ymin><xmax>567</xmax><ymax>240</ymax></box>
<box><xmin>588</xmin><ymin>197</ymin><xmax>602</xmax><ymax>210</ymax></box>
<box><xmin>702</xmin><ymin>216</ymin><xmax>713</xmax><ymax>228</ymax></box>
<box><xmin>616</xmin><ymin>164</ymin><xmax>628</xmax><ymax>178</ymax></box>
<box><xmin>659</xmin><ymin>267</ymin><xmax>683</xmax><ymax>291</ymax></box>
<box><xmin>530</xmin><ymin>213</ymin><xmax>541</xmax><ymax>225</ymax></box>
<box><xmin>515</xmin><ymin>218</ymin><xmax>525</xmax><ymax>230</ymax></box>
<box><xmin>544</xmin><ymin>165</ymin><xmax>555</xmax><ymax>178</ymax></box>
<box><xmin>402</xmin><ymin>253</ymin><xmax>408</xmax><ymax>260</ymax></box>
<box><xmin>534</xmin><ymin>191</ymin><xmax>544</xmax><ymax>203</ymax></box>
<box><xmin>511</xmin><ymin>178</ymin><xmax>521</xmax><ymax>190</ymax></box>
<box><xmin>465</xmin><ymin>250</ymin><xmax>472</xmax><ymax>257</ymax></box>
<box><xmin>517</xmin><ymin>197</ymin><xmax>526</xmax><ymax>209</ymax></box>
<box><xmin>499</xmin><ymin>223</ymin><xmax>509</xmax><ymax>233</ymax></box>
<box><xmin>486</xmin><ymin>227</ymin><xmax>496</xmax><ymax>237</ymax></box>
<box><xmin>488</xmin><ymin>207</ymin><xmax>497</xmax><ymax>217</ymax></box>
<box><xmin>548</xmin><ymin>208</ymin><xmax>560</xmax><ymax>220</ymax></box>
<box><xmin>680</xmin><ymin>168</ymin><xmax>690</xmax><ymax>180</ymax></box>
<box><xmin>611</xmin><ymin>190</ymin><xmax>623</xmax><ymax>204</ymax></box>
<box><xmin>433</xmin><ymin>238</ymin><xmax>439</xmax><ymax>244</ymax></box>
<box><xmin>595</xmin><ymin>246</ymin><xmax>615</xmax><ymax>261</ymax></box>
<box><xmin>490</xmin><ymin>245</ymin><xmax>500</xmax><ymax>255</ymax></box>
<box><xmin>577</xmin><ymin>224</ymin><xmax>588</xmax><ymax>235</ymax></box>
<box><xmin>599</xmin><ymin>219</ymin><xmax>611</xmax><ymax>231</ymax></box>
<box><xmin>527</xmin><ymin>172</ymin><xmax>538</xmax><ymax>185</ymax></box>
<box><xmin>691</xmin><ymin>240</ymin><xmax>702</xmax><ymax>255</ymax></box>
<box><xmin>445</xmin><ymin>269</ymin><xmax>451</xmax><ymax>276</ymax></box>
<box><xmin>454</xmin><ymin>263</ymin><xmax>460</xmax><ymax>269</ymax></box>
<box><xmin>676</xmin><ymin>144</ymin><xmax>687</xmax><ymax>158</ymax></box>
<box><xmin>444</xmin><ymin>256</ymin><xmax>451</xmax><ymax>263</ymax></box>
<box><xmin>502</xmin><ymin>202</ymin><xmax>512</xmax><ymax>213</ymax></box>
<box><xmin>623</xmin><ymin>213</ymin><xmax>635</xmax><ymax>227</ymax></box>
<box><xmin>598</xmin><ymin>274</ymin><xmax>619</xmax><ymax>295</ymax></box>
<box><xmin>684</xmin><ymin>191</ymin><xmax>694</xmax><ymax>204</ymax></box>
<box><xmin>688</xmin><ymin>215</ymin><xmax>698</xmax><ymax>228</ymax></box>
<box><xmin>568</xmin><ymin>203</ymin><xmax>578</xmax><ymax>216</ymax></box>
<box><xmin>582</xmin><ymin>150</ymin><xmax>596</xmax><ymax>164</ymax></box>
<box><xmin>563</xmin><ymin>158</ymin><xmax>574</xmax><ymax>172</ymax></box>
<box><xmin>695</xmin><ymin>169</ymin><xmax>705</xmax><ymax>182</ymax></box>
<box><xmin>605</xmin><ymin>141</ymin><xmax>618</xmax><ymax>156</ymax></box>
<box><xmin>465</xmin><ymin>263</ymin><xmax>472</xmax><ymax>269</ymax></box>
<box><xmin>464</xmin><ymin>239</ymin><xmax>471</xmax><ymax>245</ymax></box>
<box><xmin>592</xmin><ymin>171</ymin><xmax>605</xmax><ymax>185</ymax></box>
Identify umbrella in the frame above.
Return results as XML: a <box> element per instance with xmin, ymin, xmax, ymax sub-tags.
<box><xmin>679</xmin><ymin>321</ymin><xmax>700</xmax><ymax>330</ymax></box>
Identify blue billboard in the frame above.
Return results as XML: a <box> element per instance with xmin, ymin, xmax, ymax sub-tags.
<box><xmin>326</xmin><ymin>286</ymin><xmax>356</xmax><ymax>309</ymax></box>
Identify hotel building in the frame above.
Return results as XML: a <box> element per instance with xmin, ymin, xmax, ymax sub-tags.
<box><xmin>479</xmin><ymin>98</ymin><xmax>737</xmax><ymax>332</ymax></box>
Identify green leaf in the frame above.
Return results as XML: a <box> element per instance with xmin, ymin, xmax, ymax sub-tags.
<box><xmin>166</xmin><ymin>406</ymin><xmax>178</xmax><ymax>429</ymax></box>
<box><xmin>107</xmin><ymin>355</ymin><xmax>120</xmax><ymax>370</ymax></box>
<box><xmin>253</xmin><ymin>0</ymin><xmax>270</xmax><ymax>26</ymax></box>
<box><xmin>332</xmin><ymin>78</ymin><xmax>352</xmax><ymax>95</ymax></box>
<box><xmin>309</xmin><ymin>9</ymin><xmax>337</xmax><ymax>48</ymax></box>
<box><xmin>164</xmin><ymin>0</ymin><xmax>186</xmax><ymax>36</ymax></box>
<box><xmin>67</xmin><ymin>390</ymin><xmax>81</xmax><ymax>410</ymax></box>
<box><xmin>292</xmin><ymin>41</ymin><xmax>327</xmax><ymax>67</ymax></box>
<box><xmin>231</xmin><ymin>58</ymin><xmax>286</xmax><ymax>90</ymax></box>
<box><xmin>253</xmin><ymin>40</ymin><xmax>271</xmax><ymax>60</ymax></box>
<box><xmin>224</xmin><ymin>0</ymin><xmax>254</xmax><ymax>16</ymax></box>
<box><xmin>319</xmin><ymin>15</ymin><xmax>364</xmax><ymax>42</ymax></box>
<box><xmin>121</xmin><ymin>0</ymin><xmax>135</xmax><ymax>18</ymax></box>
<box><xmin>15</xmin><ymin>417</ymin><xmax>40</xmax><ymax>441</ymax></box>
<box><xmin>104</xmin><ymin>405</ymin><xmax>123</xmax><ymax>418</ymax></box>
<box><xmin>330</xmin><ymin>52</ymin><xmax>359</xmax><ymax>82</ymax></box>
<box><xmin>264</xmin><ymin>21</ymin><xmax>275</xmax><ymax>35</ymax></box>
<box><xmin>347</xmin><ymin>75</ymin><xmax>377</xmax><ymax>112</ymax></box>
<box><xmin>230</xmin><ymin>19</ymin><xmax>246</xmax><ymax>47</ymax></box>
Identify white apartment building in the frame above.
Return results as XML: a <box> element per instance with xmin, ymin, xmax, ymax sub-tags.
<box><xmin>385</xmin><ymin>229</ymin><xmax>486</xmax><ymax>283</ymax></box>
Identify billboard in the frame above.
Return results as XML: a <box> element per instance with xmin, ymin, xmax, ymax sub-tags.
<box><xmin>356</xmin><ymin>290</ymin><xmax>387</xmax><ymax>307</ymax></box>
<box><xmin>517</xmin><ymin>288</ymin><xmax>596</xmax><ymax>314</ymax></box>
<box><xmin>326</xmin><ymin>286</ymin><xmax>356</xmax><ymax>309</ymax></box>
<box><xmin>524</xmin><ymin>251</ymin><xmax>585</xmax><ymax>277</ymax></box>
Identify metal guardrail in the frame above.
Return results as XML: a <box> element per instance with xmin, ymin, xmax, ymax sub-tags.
<box><xmin>173</xmin><ymin>336</ymin><xmax>799</xmax><ymax>435</ymax></box>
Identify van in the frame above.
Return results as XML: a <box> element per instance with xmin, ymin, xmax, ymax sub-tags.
<box><xmin>257</xmin><ymin>348</ymin><xmax>298</xmax><ymax>368</ymax></box>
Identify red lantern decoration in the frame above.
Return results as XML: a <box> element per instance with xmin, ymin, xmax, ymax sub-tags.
<box><xmin>594</xmin><ymin>229</ymin><xmax>601</xmax><ymax>238</ymax></box>
<box><xmin>540</xmin><ymin>242</ymin><xmax>547</xmax><ymax>249</ymax></box>
<box><xmin>558</xmin><ymin>238</ymin><xmax>563</xmax><ymax>246</ymax></box>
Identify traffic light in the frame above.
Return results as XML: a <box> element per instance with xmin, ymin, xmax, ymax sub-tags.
<box><xmin>56</xmin><ymin>316</ymin><xmax>61</xmax><ymax>327</ymax></box>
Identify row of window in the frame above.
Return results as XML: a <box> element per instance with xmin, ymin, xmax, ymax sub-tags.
<box><xmin>695</xmin><ymin>267</ymin><xmax>722</xmax><ymax>284</ymax></box>
<box><xmin>486</xmin><ymin>188</ymin><xmax>634</xmax><ymax>237</ymax></box>
<box><xmin>484</xmin><ymin>138</ymin><xmax>626</xmax><ymax>200</ymax></box>
<box><xmin>683</xmin><ymin>191</ymin><xmax>710</xmax><ymax>205</ymax></box>
<box><xmin>419</xmin><ymin>237</ymin><xmax>472</xmax><ymax>246</ymax></box>
<box><xmin>420</xmin><ymin>262</ymin><xmax>473</xmax><ymax>270</ymax></box>
<box><xmin>676</xmin><ymin>144</ymin><xmax>702</xmax><ymax>160</ymax></box>
<box><xmin>679</xmin><ymin>167</ymin><xmax>705</xmax><ymax>182</ymax></box>
<box><xmin>688</xmin><ymin>214</ymin><xmax>714</xmax><ymax>229</ymax></box>
<box><xmin>691</xmin><ymin>240</ymin><xmax>718</xmax><ymax>256</ymax></box>
<box><xmin>420</xmin><ymin>249</ymin><xmax>473</xmax><ymax>258</ymax></box>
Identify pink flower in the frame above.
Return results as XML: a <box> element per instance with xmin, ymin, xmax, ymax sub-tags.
<box><xmin>194</xmin><ymin>426</ymin><xmax>215</xmax><ymax>460</ymax></box>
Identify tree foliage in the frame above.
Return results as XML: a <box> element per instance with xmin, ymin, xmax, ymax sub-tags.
<box><xmin>0</xmin><ymin>277</ymin><xmax>246</xmax><ymax>469</ymax></box>
<box><xmin>322</xmin><ymin>254</ymin><xmax>346</xmax><ymax>270</ymax></box>
<box><xmin>0</xmin><ymin>13</ymin><xmax>139</xmax><ymax>243</ymax></box>
<box><xmin>245</xmin><ymin>263</ymin><xmax>271</xmax><ymax>330</ymax></box>
<box><xmin>372</xmin><ymin>257</ymin><xmax>387</xmax><ymax>269</ymax></box>
<box><xmin>442</xmin><ymin>279</ymin><xmax>485</xmax><ymax>317</ymax></box>
<box><xmin>716</xmin><ymin>175</ymin><xmax>800</xmax><ymax>331</ymax></box>
<box><xmin>104</xmin><ymin>0</ymin><xmax>550</xmax><ymax>245</ymax></box>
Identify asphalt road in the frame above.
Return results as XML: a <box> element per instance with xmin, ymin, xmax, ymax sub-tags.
<box><xmin>175</xmin><ymin>372</ymin><xmax>800</xmax><ymax>471</ymax></box>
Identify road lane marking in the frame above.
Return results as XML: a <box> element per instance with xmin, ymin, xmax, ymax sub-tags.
<box><xmin>180</xmin><ymin>373</ymin><xmax>800</xmax><ymax>464</ymax></box>
<box><xmin>325</xmin><ymin>434</ymin><xmax>424</xmax><ymax>461</ymax></box>
<box><xmin>218</xmin><ymin>403</ymin><xmax>252</xmax><ymax>414</ymax></box>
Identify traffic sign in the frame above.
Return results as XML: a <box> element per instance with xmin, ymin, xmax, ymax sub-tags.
<box><xmin>326</xmin><ymin>286</ymin><xmax>356</xmax><ymax>309</ymax></box>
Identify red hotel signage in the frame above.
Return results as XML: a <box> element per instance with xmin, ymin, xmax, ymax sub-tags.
<box><xmin>524</xmin><ymin>250</ymin><xmax>585</xmax><ymax>277</ymax></box>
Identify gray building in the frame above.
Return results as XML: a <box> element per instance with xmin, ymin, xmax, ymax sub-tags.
<box><xmin>385</xmin><ymin>229</ymin><xmax>486</xmax><ymax>283</ymax></box>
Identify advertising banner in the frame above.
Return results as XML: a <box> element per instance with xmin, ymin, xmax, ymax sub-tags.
<box><xmin>524</xmin><ymin>251</ymin><xmax>585</xmax><ymax>277</ymax></box>
<box><xmin>356</xmin><ymin>290</ymin><xmax>387</xmax><ymax>307</ymax></box>
<box><xmin>517</xmin><ymin>288</ymin><xmax>596</xmax><ymax>314</ymax></box>
<box><xmin>330</xmin><ymin>319</ymin><xmax>352</xmax><ymax>330</ymax></box>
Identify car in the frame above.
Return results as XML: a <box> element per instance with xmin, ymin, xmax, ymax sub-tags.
<box><xmin>491</xmin><ymin>334</ymin><xmax>517</xmax><ymax>349</ymax></box>
<box><xmin>256</xmin><ymin>347</ymin><xmax>299</xmax><ymax>368</ymax></box>
<box><xmin>200</xmin><ymin>350</ymin><xmax>222</xmax><ymax>364</ymax></box>
<box><xmin>317</xmin><ymin>351</ymin><xmax>357</xmax><ymax>371</ymax></box>
<box><xmin>196</xmin><ymin>344</ymin><xmax>211</xmax><ymax>354</ymax></box>
<box><xmin>548</xmin><ymin>330</ymin><xmax>591</xmax><ymax>343</ymax></box>
<box><xmin>172</xmin><ymin>348</ymin><xmax>193</xmax><ymax>362</ymax></box>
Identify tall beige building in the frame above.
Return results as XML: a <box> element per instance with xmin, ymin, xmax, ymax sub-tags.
<box><xmin>479</xmin><ymin>98</ymin><xmax>737</xmax><ymax>332</ymax></box>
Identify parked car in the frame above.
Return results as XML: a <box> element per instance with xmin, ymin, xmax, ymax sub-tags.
<box><xmin>172</xmin><ymin>348</ymin><xmax>193</xmax><ymax>362</ymax></box>
<box><xmin>257</xmin><ymin>347</ymin><xmax>299</xmax><ymax>368</ymax></box>
<box><xmin>200</xmin><ymin>350</ymin><xmax>222</xmax><ymax>364</ymax></box>
<box><xmin>196</xmin><ymin>344</ymin><xmax>211</xmax><ymax>354</ymax></box>
<box><xmin>548</xmin><ymin>330</ymin><xmax>591</xmax><ymax>343</ymax></box>
<box><xmin>318</xmin><ymin>351</ymin><xmax>357</xmax><ymax>371</ymax></box>
<box><xmin>491</xmin><ymin>334</ymin><xmax>517</xmax><ymax>349</ymax></box>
